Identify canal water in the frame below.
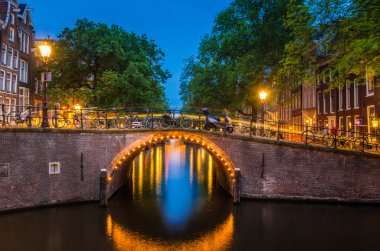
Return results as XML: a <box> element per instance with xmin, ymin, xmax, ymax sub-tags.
<box><xmin>1</xmin><ymin>140</ymin><xmax>380</xmax><ymax>251</ymax></box>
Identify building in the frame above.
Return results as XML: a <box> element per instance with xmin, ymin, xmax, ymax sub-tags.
<box><xmin>0</xmin><ymin>0</ymin><xmax>36</xmax><ymax>117</ymax></box>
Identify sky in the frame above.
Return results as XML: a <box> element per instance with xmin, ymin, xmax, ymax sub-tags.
<box><xmin>26</xmin><ymin>0</ymin><xmax>233</xmax><ymax>107</ymax></box>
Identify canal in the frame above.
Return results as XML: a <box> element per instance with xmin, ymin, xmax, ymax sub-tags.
<box><xmin>0</xmin><ymin>140</ymin><xmax>380</xmax><ymax>251</ymax></box>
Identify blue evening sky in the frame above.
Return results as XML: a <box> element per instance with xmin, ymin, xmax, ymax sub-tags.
<box><xmin>26</xmin><ymin>0</ymin><xmax>232</xmax><ymax>107</ymax></box>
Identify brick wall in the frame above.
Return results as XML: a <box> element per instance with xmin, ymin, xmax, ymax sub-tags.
<box><xmin>0</xmin><ymin>128</ymin><xmax>379</xmax><ymax>212</ymax></box>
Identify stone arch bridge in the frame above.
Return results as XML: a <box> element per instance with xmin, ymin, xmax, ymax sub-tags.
<box><xmin>0</xmin><ymin>128</ymin><xmax>379</xmax><ymax>212</ymax></box>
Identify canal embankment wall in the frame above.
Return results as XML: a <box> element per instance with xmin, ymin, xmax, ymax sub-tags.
<box><xmin>0</xmin><ymin>129</ymin><xmax>379</xmax><ymax>212</ymax></box>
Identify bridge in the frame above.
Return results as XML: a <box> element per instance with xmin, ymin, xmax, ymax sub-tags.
<box><xmin>0</xmin><ymin>127</ymin><xmax>380</xmax><ymax>212</ymax></box>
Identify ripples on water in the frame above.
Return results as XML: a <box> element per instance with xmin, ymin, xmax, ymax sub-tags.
<box><xmin>1</xmin><ymin>140</ymin><xmax>380</xmax><ymax>251</ymax></box>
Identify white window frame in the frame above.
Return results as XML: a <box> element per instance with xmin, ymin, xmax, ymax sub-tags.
<box><xmin>12</xmin><ymin>74</ymin><xmax>17</xmax><ymax>93</ymax></box>
<box><xmin>366</xmin><ymin>76</ymin><xmax>375</xmax><ymax>97</ymax></box>
<box><xmin>5</xmin><ymin>73</ymin><xmax>11</xmax><ymax>92</ymax></box>
<box><xmin>7</xmin><ymin>47</ymin><xmax>13</xmax><ymax>68</ymax></box>
<box><xmin>11</xmin><ymin>14</ymin><xmax>14</xmax><ymax>25</ymax></box>
<box><xmin>338</xmin><ymin>85</ymin><xmax>343</xmax><ymax>110</ymax></box>
<box><xmin>330</xmin><ymin>90</ymin><xmax>335</xmax><ymax>114</ymax></box>
<box><xmin>317</xmin><ymin>91</ymin><xmax>321</xmax><ymax>114</ymax></box>
<box><xmin>0</xmin><ymin>71</ymin><xmax>4</xmax><ymax>91</ymax></box>
<box><xmin>354</xmin><ymin>80</ymin><xmax>359</xmax><ymax>109</ymax></box>
<box><xmin>19</xmin><ymin>59</ymin><xmax>28</xmax><ymax>83</ymax></box>
<box><xmin>1</xmin><ymin>44</ymin><xmax>7</xmax><ymax>66</ymax></box>
<box><xmin>323</xmin><ymin>91</ymin><xmax>327</xmax><ymax>114</ymax></box>
<box><xmin>346</xmin><ymin>116</ymin><xmax>351</xmax><ymax>136</ymax></box>
<box><xmin>49</xmin><ymin>162</ymin><xmax>61</xmax><ymax>175</ymax></box>
<box><xmin>367</xmin><ymin>105</ymin><xmax>375</xmax><ymax>133</ymax></box>
<box><xmin>9</xmin><ymin>27</ymin><xmax>14</xmax><ymax>42</ymax></box>
<box><xmin>346</xmin><ymin>82</ymin><xmax>351</xmax><ymax>110</ymax></box>
<box><xmin>13</xmin><ymin>50</ymin><xmax>18</xmax><ymax>69</ymax></box>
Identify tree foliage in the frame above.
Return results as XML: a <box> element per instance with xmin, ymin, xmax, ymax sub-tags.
<box><xmin>181</xmin><ymin>0</ymin><xmax>380</xmax><ymax>111</ymax></box>
<box><xmin>47</xmin><ymin>19</ymin><xmax>170</xmax><ymax>108</ymax></box>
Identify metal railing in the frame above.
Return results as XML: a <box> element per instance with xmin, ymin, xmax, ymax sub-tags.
<box><xmin>0</xmin><ymin>104</ymin><xmax>379</xmax><ymax>154</ymax></box>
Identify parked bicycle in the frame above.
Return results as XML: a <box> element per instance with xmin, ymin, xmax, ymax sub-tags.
<box><xmin>125</xmin><ymin>108</ymin><xmax>157</xmax><ymax>129</ymax></box>
<box><xmin>7</xmin><ymin>108</ymin><xmax>40</xmax><ymax>128</ymax></box>
<box><xmin>158</xmin><ymin>110</ymin><xmax>193</xmax><ymax>129</ymax></box>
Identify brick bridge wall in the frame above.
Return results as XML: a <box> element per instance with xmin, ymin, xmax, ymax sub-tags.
<box><xmin>0</xmin><ymin>128</ymin><xmax>380</xmax><ymax>212</ymax></box>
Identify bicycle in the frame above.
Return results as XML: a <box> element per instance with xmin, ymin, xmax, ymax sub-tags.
<box><xmin>51</xmin><ymin>108</ymin><xmax>71</xmax><ymax>128</ymax></box>
<box><xmin>301</xmin><ymin>128</ymin><xmax>330</xmax><ymax>145</ymax></box>
<box><xmin>7</xmin><ymin>109</ymin><xmax>40</xmax><ymax>128</ymax></box>
<box><xmin>158</xmin><ymin>110</ymin><xmax>193</xmax><ymax>129</ymax></box>
<box><xmin>125</xmin><ymin>108</ymin><xmax>157</xmax><ymax>129</ymax></box>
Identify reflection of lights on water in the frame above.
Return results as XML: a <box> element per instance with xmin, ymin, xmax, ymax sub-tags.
<box><xmin>208</xmin><ymin>156</ymin><xmax>213</xmax><ymax>198</ymax></box>
<box><xmin>106</xmin><ymin>214</ymin><xmax>234</xmax><ymax>251</ymax></box>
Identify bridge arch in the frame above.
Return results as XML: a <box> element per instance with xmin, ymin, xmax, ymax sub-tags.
<box><xmin>103</xmin><ymin>131</ymin><xmax>241</xmax><ymax>203</ymax></box>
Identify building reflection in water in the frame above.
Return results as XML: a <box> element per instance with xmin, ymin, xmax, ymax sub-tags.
<box><xmin>107</xmin><ymin>139</ymin><xmax>233</xmax><ymax>250</ymax></box>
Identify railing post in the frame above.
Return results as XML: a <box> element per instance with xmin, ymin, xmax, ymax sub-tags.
<box><xmin>27</xmin><ymin>105</ymin><xmax>32</xmax><ymax>128</ymax></box>
<box><xmin>361</xmin><ymin>131</ymin><xmax>365</xmax><ymax>152</ymax></box>
<box><xmin>277</xmin><ymin>120</ymin><xmax>280</xmax><ymax>141</ymax></box>
<box><xmin>249</xmin><ymin>115</ymin><xmax>253</xmax><ymax>137</ymax></box>
<box><xmin>305</xmin><ymin>124</ymin><xmax>308</xmax><ymax>144</ymax></box>
<box><xmin>2</xmin><ymin>103</ymin><xmax>6</xmax><ymax>127</ymax></box>
<box><xmin>54</xmin><ymin>106</ymin><xmax>58</xmax><ymax>128</ymax></box>
<box><xmin>80</xmin><ymin>108</ymin><xmax>84</xmax><ymax>129</ymax></box>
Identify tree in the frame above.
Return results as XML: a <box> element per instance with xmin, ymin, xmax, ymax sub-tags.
<box><xmin>180</xmin><ymin>0</ymin><xmax>293</xmax><ymax>113</ymax></box>
<box><xmin>48</xmin><ymin>19</ymin><xmax>170</xmax><ymax>108</ymax></box>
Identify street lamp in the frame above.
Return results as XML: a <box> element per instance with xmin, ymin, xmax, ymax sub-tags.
<box><xmin>259</xmin><ymin>91</ymin><xmax>267</xmax><ymax>135</ymax></box>
<box><xmin>38</xmin><ymin>40</ymin><xmax>52</xmax><ymax>128</ymax></box>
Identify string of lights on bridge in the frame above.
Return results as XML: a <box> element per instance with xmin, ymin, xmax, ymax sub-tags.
<box><xmin>107</xmin><ymin>133</ymin><xmax>236</xmax><ymax>184</ymax></box>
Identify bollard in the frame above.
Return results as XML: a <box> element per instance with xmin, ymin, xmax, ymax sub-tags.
<box><xmin>233</xmin><ymin>168</ymin><xmax>241</xmax><ymax>204</ymax></box>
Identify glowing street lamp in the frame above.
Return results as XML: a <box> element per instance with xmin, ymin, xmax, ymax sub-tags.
<box><xmin>259</xmin><ymin>90</ymin><xmax>267</xmax><ymax>135</ymax></box>
<box><xmin>372</xmin><ymin>117</ymin><xmax>379</xmax><ymax>128</ymax></box>
<box><xmin>38</xmin><ymin>40</ymin><xmax>52</xmax><ymax>128</ymax></box>
<box><xmin>259</xmin><ymin>91</ymin><xmax>267</xmax><ymax>102</ymax></box>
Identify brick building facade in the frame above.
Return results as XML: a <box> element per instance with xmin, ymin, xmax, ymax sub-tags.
<box><xmin>0</xmin><ymin>0</ymin><xmax>38</xmax><ymax>118</ymax></box>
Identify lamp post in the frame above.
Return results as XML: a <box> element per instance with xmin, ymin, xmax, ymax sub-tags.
<box><xmin>38</xmin><ymin>41</ymin><xmax>52</xmax><ymax>128</ymax></box>
<box><xmin>259</xmin><ymin>91</ymin><xmax>267</xmax><ymax>135</ymax></box>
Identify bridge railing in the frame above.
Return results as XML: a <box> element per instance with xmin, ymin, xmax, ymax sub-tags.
<box><xmin>0</xmin><ymin>104</ymin><xmax>379</xmax><ymax>154</ymax></box>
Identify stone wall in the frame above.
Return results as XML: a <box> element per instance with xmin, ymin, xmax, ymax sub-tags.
<box><xmin>0</xmin><ymin>128</ymin><xmax>379</xmax><ymax>212</ymax></box>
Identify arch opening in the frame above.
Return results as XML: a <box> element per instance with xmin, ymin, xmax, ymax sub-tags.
<box><xmin>104</xmin><ymin>132</ymin><xmax>240</xmax><ymax>204</ymax></box>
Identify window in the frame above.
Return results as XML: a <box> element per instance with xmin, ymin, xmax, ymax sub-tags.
<box><xmin>5</xmin><ymin>98</ymin><xmax>11</xmax><ymax>114</ymax></box>
<box><xmin>317</xmin><ymin>91</ymin><xmax>322</xmax><ymax>114</ymax></box>
<box><xmin>12</xmin><ymin>74</ymin><xmax>17</xmax><ymax>93</ymax></box>
<box><xmin>19</xmin><ymin>60</ymin><xmax>28</xmax><ymax>83</ymax></box>
<box><xmin>7</xmin><ymin>47</ymin><xmax>13</xmax><ymax>68</ymax></box>
<box><xmin>367</xmin><ymin>106</ymin><xmax>375</xmax><ymax>134</ymax></box>
<box><xmin>19</xmin><ymin>31</ymin><xmax>30</xmax><ymax>53</ymax></box>
<box><xmin>339</xmin><ymin>117</ymin><xmax>344</xmax><ymax>130</ymax></box>
<box><xmin>346</xmin><ymin>82</ymin><xmax>351</xmax><ymax>109</ymax></box>
<box><xmin>6</xmin><ymin>73</ymin><xmax>11</xmax><ymax>92</ymax></box>
<box><xmin>0</xmin><ymin>71</ymin><xmax>4</xmax><ymax>91</ymax></box>
<box><xmin>354</xmin><ymin>80</ymin><xmax>359</xmax><ymax>108</ymax></box>
<box><xmin>330</xmin><ymin>90</ymin><xmax>335</xmax><ymax>113</ymax></box>
<box><xmin>11</xmin><ymin>98</ymin><xmax>16</xmax><ymax>112</ymax></box>
<box><xmin>49</xmin><ymin>162</ymin><xmax>61</xmax><ymax>175</ymax></box>
<box><xmin>346</xmin><ymin>116</ymin><xmax>351</xmax><ymax>136</ymax></box>
<box><xmin>9</xmin><ymin>28</ymin><xmax>14</xmax><ymax>42</ymax></box>
<box><xmin>323</xmin><ymin>91</ymin><xmax>328</xmax><ymax>114</ymax></box>
<box><xmin>19</xmin><ymin>87</ymin><xmax>29</xmax><ymax>111</ymax></box>
<box><xmin>339</xmin><ymin>85</ymin><xmax>344</xmax><ymax>110</ymax></box>
<box><xmin>366</xmin><ymin>76</ymin><xmax>375</xmax><ymax>96</ymax></box>
<box><xmin>1</xmin><ymin>44</ymin><xmax>6</xmax><ymax>65</ymax></box>
<box><xmin>13</xmin><ymin>50</ymin><xmax>18</xmax><ymax>69</ymax></box>
<box><xmin>11</xmin><ymin>14</ymin><xmax>14</xmax><ymax>25</ymax></box>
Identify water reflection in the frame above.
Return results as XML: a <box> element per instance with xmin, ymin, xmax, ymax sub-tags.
<box><xmin>106</xmin><ymin>139</ymin><xmax>233</xmax><ymax>249</ymax></box>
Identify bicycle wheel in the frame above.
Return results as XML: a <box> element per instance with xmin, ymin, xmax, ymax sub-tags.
<box><xmin>146</xmin><ymin>117</ymin><xmax>158</xmax><ymax>129</ymax></box>
<box><xmin>73</xmin><ymin>114</ymin><xmax>83</xmax><ymax>128</ymax></box>
<box><xmin>301</xmin><ymin>131</ymin><xmax>311</xmax><ymax>143</ymax></box>
<box><xmin>179</xmin><ymin>116</ymin><xmax>193</xmax><ymax>129</ymax></box>
<box><xmin>159</xmin><ymin>116</ymin><xmax>173</xmax><ymax>128</ymax></box>
<box><xmin>30</xmin><ymin>114</ymin><xmax>41</xmax><ymax>128</ymax></box>
<box><xmin>94</xmin><ymin>115</ymin><xmax>107</xmax><ymax>129</ymax></box>
<box><xmin>115</xmin><ymin>116</ymin><xmax>127</xmax><ymax>129</ymax></box>
<box><xmin>7</xmin><ymin>111</ymin><xmax>18</xmax><ymax>127</ymax></box>
<box><xmin>52</xmin><ymin>114</ymin><xmax>67</xmax><ymax>128</ymax></box>
<box><xmin>355</xmin><ymin>138</ymin><xmax>368</xmax><ymax>152</ymax></box>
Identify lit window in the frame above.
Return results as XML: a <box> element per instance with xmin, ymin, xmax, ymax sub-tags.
<box><xmin>49</xmin><ymin>162</ymin><xmax>61</xmax><ymax>174</ymax></box>
<box><xmin>366</xmin><ymin>76</ymin><xmax>375</xmax><ymax>96</ymax></box>
<box><xmin>9</xmin><ymin>28</ymin><xmax>14</xmax><ymax>42</ymax></box>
